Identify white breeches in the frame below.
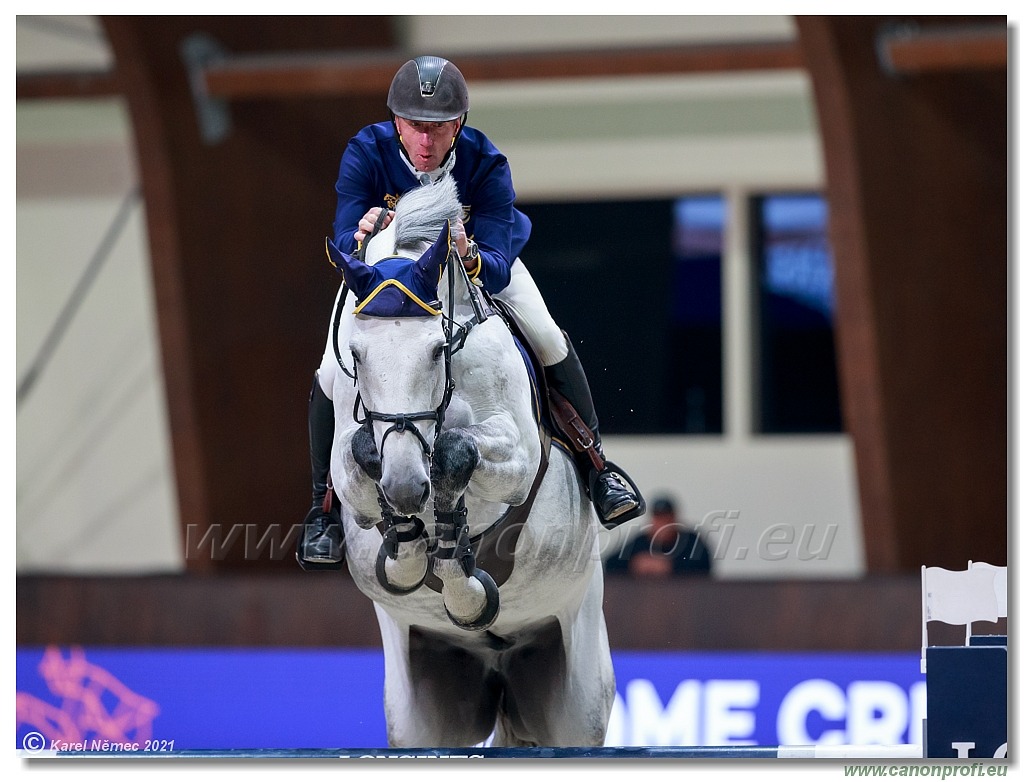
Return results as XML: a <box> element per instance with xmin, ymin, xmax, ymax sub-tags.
<box><xmin>493</xmin><ymin>259</ymin><xmax>569</xmax><ymax>367</ymax></box>
<box><xmin>317</xmin><ymin>257</ymin><xmax>568</xmax><ymax>399</ymax></box>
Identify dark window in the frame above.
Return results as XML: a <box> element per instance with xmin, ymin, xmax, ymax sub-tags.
<box><xmin>669</xmin><ymin>196</ymin><xmax>724</xmax><ymax>433</ymax></box>
<box><xmin>751</xmin><ymin>193</ymin><xmax>842</xmax><ymax>433</ymax></box>
<box><xmin>518</xmin><ymin>196</ymin><xmax>723</xmax><ymax>435</ymax></box>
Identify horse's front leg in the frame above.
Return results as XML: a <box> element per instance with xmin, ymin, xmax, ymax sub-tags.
<box><xmin>432</xmin><ymin>427</ymin><xmax>479</xmax><ymax>506</ymax></box>
<box><xmin>331</xmin><ymin>420</ymin><xmax>382</xmax><ymax>526</ymax></box>
<box><xmin>430</xmin><ymin>428</ymin><xmax>499</xmax><ymax>630</ymax></box>
<box><xmin>439</xmin><ymin>412</ymin><xmax>539</xmax><ymax>506</ymax></box>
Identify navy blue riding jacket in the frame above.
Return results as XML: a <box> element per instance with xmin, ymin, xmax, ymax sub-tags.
<box><xmin>332</xmin><ymin>121</ymin><xmax>532</xmax><ymax>295</ymax></box>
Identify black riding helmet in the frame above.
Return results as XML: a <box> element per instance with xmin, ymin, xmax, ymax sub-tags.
<box><xmin>387</xmin><ymin>56</ymin><xmax>470</xmax><ymax>122</ymax></box>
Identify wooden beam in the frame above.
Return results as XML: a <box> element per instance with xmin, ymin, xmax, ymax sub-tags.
<box><xmin>17</xmin><ymin>25</ymin><xmax>1007</xmax><ymax>103</ymax></box>
<box><xmin>201</xmin><ymin>42</ymin><xmax>805</xmax><ymax>101</ymax></box>
<box><xmin>101</xmin><ymin>16</ymin><xmax>399</xmax><ymax>571</ymax></box>
<box><xmin>880</xmin><ymin>24</ymin><xmax>1007</xmax><ymax>73</ymax></box>
<box><xmin>16</xmin><ymin>68</ymin><xmax>121</xmax><ymax>100</ymax></box>
<box><xmin>797</xmin><ymin>16</ymin><xmax>1007</xmax><ymax>572</ymax></box>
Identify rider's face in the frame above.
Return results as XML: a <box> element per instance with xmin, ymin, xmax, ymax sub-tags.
<box><xmin>395</xmin><ymin>117</ymin><xmax>461</xmax><ymax>172</ymax></box>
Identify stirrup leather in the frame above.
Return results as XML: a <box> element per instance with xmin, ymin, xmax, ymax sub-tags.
<box><xmin>547</xmin><ymin>389</ymin><xmax>603</xmax><ymax>472</ymax></box>
<box><xmin>547</xmin><ymin>389</ymin><xmax>646</xmax><ymax>527</ymax></box>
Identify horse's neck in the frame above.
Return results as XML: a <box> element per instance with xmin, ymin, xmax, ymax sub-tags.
<box><xmin>363</xmin><ymin>222</ymin><xmax>400</xmax><ymax>266</ymax></box>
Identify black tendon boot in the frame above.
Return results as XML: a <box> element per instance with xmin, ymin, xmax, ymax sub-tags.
<box><xmin>545</xmin><ymin>336</ymin><xmax>645</xmax><ymax>529</ymax></box>
<box><xmin>296</xmin><ymin>375</ymin><xmax>345</xmax><ymax>570</ymax></box>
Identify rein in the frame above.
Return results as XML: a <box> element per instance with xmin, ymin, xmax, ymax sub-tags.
<box><xmin>332</xmin><ymin>207</ymin><xmax>392</xmax><ymax>381</ymax></box>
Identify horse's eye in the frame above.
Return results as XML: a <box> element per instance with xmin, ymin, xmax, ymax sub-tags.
<box><xmin>432</xmin><ymin>344</ymin><xmax>445</xmax><ymax>362</ymax></box>
<box><xmin>351</xmin><ymin>350</ymin><xmax>361</xmax><ymax>365</ymax></box>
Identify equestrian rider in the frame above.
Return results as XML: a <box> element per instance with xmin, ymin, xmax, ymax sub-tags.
<box><xmin>300</xmin><ymin>55</ymin><xmax>643</xmax><ymax>566</ymax></box>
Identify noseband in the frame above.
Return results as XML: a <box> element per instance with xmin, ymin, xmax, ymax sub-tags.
<box><xmin>352</xmin><ymin>394</ymin><xmax>446</xmax><ymax>458</ymax></box>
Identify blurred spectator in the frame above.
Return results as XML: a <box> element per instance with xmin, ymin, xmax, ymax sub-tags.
<box><xmin>605</xmin><ymin>496</ymin><xmax>711</xmax><ymax>577</ymax></box>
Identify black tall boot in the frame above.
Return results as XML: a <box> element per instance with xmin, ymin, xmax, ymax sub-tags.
<box><xmin>296</xmin><ymin>374</ymin><xmax>345</xmax><ymax>569</ymax></box>
<box><xmin>544</xmin><ymin>336</ymin><xmax>645</xmax><ymax>529</ymax></box>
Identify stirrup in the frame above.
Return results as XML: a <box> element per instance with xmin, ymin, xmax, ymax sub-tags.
<box><xmin>588</xmin><ymin>461</ymin><xmax>647</xmax><ymax>530</ymax></box>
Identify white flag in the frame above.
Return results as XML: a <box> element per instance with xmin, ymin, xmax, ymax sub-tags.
<box><xmin>970</xmin><ymin>561</ymin><xmax>1007</xmax><ymax>617</ymax></box>
<box><xmin>923</xmin><ymin>565</ymin><xmax>1000</xmax><ymax>626</ymax></box>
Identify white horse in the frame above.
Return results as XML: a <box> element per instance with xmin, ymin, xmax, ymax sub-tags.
<box><xmin>322</xmin><ymin>177</ymin><xmax>615</xmax><ymax>747</ymax></box>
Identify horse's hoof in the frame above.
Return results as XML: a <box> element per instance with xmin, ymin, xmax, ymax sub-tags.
<box><xmin>445</xmin><ymin>568</ymin><xmax>500</xmax><ymax>632</ymax></box>
<box><xmin>374</xmin><ymin>544</ymin><xmax>428</xmax><ymax>595</ymax></box>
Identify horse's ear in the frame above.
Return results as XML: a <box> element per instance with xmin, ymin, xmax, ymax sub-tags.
<box><xmin>416</xmin><ymin>220</ymin><xmax>452</xmax><ymax>283</ymax></box>
<box><xmin>325</xmin><ymin>237</ymin><xmax>377</xmax><ymax>298</ymax></box>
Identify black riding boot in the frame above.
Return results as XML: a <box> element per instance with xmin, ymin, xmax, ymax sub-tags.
<box><xmin>296</xmin><ymin>374</ymin><xmax>345</xmax><ymax>569</ymax></box>
<box><xmin>545</xmin><ymin>336</ymin><xmax>645</xmax><ymax>529</ymax></box>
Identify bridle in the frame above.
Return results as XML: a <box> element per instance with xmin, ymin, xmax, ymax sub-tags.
<box><xmin>338</xmin><ymin>215</ymin><xmax>498</xmax><ymax>593</ymax></box>
<box><xmin>336</xmin><ymin>210</ymin><xmax>491</xmax><ymax>483</ymax></box>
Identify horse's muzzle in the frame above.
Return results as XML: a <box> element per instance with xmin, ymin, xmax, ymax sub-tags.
<box><xmin>381</xmin><ymin>476</ymin><xmax>431</xmax><ymax>517</ymax></box>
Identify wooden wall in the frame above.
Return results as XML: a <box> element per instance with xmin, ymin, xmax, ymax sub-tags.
<box><xmin>20</xmin><ymin>573</ymin><xmax>998</xmax><ymax>651</ymax></box>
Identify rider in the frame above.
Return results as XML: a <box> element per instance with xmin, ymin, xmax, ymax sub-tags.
<box><xmin>299</xmin><ymin>55</ymin><xmax>643</xmax><ymax>566</ymax></box>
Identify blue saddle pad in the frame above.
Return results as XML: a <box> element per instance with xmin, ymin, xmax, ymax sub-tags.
<box><xmin>510</xmin><ymin>333</ymin><xmax>543</xmax><ymax>425</ymax></box>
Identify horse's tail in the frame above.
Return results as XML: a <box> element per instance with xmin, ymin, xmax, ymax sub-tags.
<box><xmin>393</xmin><ymin>177</ymin><xmax>463</xmax><ymax>252</ymax></box>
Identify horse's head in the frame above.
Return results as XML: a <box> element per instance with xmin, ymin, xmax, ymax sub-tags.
<box><xmin>326</xmin><ymin>226</ymin><xmax>454</xmax><ymax>516</ymax></box>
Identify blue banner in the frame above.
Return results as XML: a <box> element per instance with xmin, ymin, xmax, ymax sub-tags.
<box><xmin>16</xmin><ymin>646</ymin><xmax>923</xmax><ymax>752</ymax></box>
<box><xmin>605</xmin><ymin>650</ymin><xmax>924</xmax><ymax>747</ymax></box>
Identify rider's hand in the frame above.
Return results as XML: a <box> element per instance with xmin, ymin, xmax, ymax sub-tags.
<box><xmin>354</xmin><ymin>207</ymin><xmax>394</xmax><ymax>245</ymax></box>
<box><xmin>451</xmin><ymin>219</ymin><xmax>474</xmax><ymax>269</ymax></box>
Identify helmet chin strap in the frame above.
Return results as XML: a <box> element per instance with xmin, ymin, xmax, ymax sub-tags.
<box><xmin>398</xmin><ymin>143</ymin><xmax>458</xmax><ymax>185</ymax></box>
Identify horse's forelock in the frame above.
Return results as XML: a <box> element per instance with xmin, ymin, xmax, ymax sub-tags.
<box><xmin>393</xmin><ymin>178</ymin><xmax>463</xmax><ymax>251</ymax></box>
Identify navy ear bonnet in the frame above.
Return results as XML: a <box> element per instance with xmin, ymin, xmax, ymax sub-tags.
<box><xmin>325</xmin><ymin>222</ymin><xmax>452</xmax><ymax>317</ymax></box>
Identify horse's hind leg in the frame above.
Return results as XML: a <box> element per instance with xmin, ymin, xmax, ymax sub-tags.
<box><xmin>377</xmin><ymin>611</ymin><xmax>499</xmax><ymax>747</ymax></box>
<box><xmin>500</xmin><ymin>572</ymin><xmax>615</xmax><ymax>746</ymax></box>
